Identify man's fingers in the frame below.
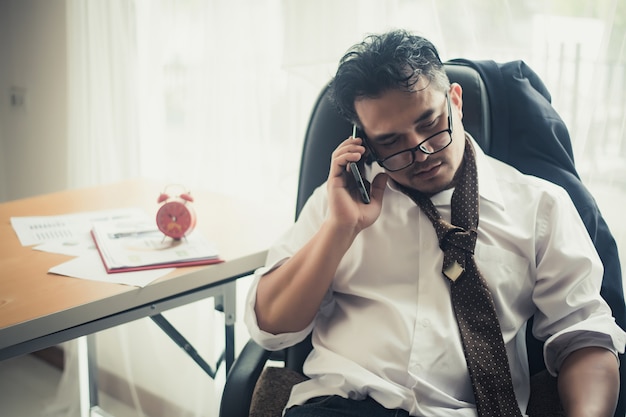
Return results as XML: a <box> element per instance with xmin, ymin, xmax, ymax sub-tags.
<box><xmin>370</xmin><ymin>172</ymin><xmax>388</xmax><ymax>200</ymax></box>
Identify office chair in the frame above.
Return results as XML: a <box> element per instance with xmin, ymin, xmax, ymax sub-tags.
<box><xmin>220</xmin><ymin>60</ymin><xmax>626</xmax><ymax>417</ymax></box>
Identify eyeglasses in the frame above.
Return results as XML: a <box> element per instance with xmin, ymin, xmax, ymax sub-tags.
<box><xmin>375</xmin><ymin>93</ymin><xmax>453</xmax><ymax>172</ymax></box>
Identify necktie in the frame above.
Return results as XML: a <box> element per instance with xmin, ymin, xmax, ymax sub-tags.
<box><xmin>402</xmin><ymin>138</ymin><xmax>522</xmax><ymax>417</ymax></box>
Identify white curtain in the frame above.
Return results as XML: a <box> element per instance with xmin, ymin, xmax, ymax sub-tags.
<box><xmin>67</xmin><ymin>0</ymin><xmax>140</xmax><ymax>187</ymax></box>
<box><xmin>62</xmin><ymin>1</ymin><xmax>626</xmax><ymax>416</ymax></box>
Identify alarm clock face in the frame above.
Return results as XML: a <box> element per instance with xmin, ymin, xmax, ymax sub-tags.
<box><xmin>156</xmin><ymin>200</ymin><xmax>196</xmax><ymax>239</ymax></box>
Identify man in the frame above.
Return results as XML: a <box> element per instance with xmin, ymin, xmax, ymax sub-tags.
<box><xmin>245</xmin><ymin>30</ymin><xmax>626</xmax><ymax>416</ymax></box>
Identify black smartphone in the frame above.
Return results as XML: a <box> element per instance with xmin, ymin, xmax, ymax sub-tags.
<box><xmin>350</xmin><ymin>125</ymin><xmax>371</xmax><ymax>204</ymax></box>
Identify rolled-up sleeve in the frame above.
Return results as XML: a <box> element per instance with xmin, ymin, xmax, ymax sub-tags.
<box><xmin>544</xmin><ymin>328</ymin><xmax>623</xmax><ymax>375</ymax></box>
<box><xmin>531</xmin><ymin>187</ymin><xmax>626</xmax><ymax>375</ymax></box>
<box><xmin>244</xmin><ymin>260</ymin><xmax>316</xmax><ymax>351</ymax></box>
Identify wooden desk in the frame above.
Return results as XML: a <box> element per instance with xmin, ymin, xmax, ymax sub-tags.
<box><xmin>0</xmin><ymin>179</ymin><xmax>291</xmax><ymax>411</ymax></box>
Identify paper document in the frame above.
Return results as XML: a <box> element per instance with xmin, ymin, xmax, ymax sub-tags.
<box><xmin>91</xmin><ymin>216</ymin><xmax>222</xmax><ymax>273</ymax></box>
<box><xmin>11</xmin><ymin>208</ymin><xmax>145</xmax><ymax>247</ymax></box>
<box><xmin>49</xmin><ymin>252</ymin><xmax>174</xmax><ymax>287</ymax></box>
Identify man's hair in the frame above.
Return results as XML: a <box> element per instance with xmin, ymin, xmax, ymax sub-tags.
<box><xmin>330</xmin><ymin>29</ymin><xmax>450</xmax><ymax>125</ymax></box>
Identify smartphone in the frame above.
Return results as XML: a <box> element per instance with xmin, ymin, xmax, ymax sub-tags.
<box><xmin>349</xmin><ymin>125</ymin><xmax>371</xmax><ymax>204</ymax></box>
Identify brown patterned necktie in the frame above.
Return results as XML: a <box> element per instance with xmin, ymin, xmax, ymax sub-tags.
<box><xmin>402</xmin><ymin>139</ymin><xmax>522</xmax><ymax>417</ymax></box>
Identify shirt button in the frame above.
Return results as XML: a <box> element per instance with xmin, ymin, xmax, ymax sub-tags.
<box><xmin>421</xmin><ymin>319</ymin><xmax>430</xmax><ymax>328</ymax></box>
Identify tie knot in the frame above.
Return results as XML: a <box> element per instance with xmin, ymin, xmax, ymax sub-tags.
<box><xmin>436</xmin><ymin>219</ymin><xmax>477</xmax><ymax>254</ymax></box>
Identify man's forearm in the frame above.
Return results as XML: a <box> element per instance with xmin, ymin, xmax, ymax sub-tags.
<box><xmin>255</xmin><ymin>220</ymin><xmax>358</xmax><ymax>334</ymax></box>
<box><xmin>558</xmin><ymin>346</ymin><xmax>620</xmax><ymax>417</ymax></box>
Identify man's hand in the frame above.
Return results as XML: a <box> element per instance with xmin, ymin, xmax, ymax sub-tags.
<box><xmin>558</xmin><ymin>346</ymin><xmax>620</xmax><ymax>417</ymax></box>
<box><xmin>327</xmin><ymin>136</ymin><xmax>388</xmax><ymax>235</ymax></box>
<box><xmin>254</xmin><ymin>136</ymin><xmax>387</xmax><ymax>335</ymax></box>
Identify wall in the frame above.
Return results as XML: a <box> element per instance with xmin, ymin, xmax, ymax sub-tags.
<box><xmin>0</xmin><ymin>0</ymin><xmax>68</xmax><ymax>203</ymax></box>
<box><xmin>0</xmin><ymin>3</ymin><xmax>226</xmax><ymax>415</ymax></box>
<box><xmin>0</xmin><ymin>1</ymin><xmax>9</xmax><ymax>202</ymax></box>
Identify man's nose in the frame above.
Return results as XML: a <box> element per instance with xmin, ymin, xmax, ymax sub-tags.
<box><xmin>407</xmin><ymin>132</ymin><xmax>429</xmax><ymax>162</ymax></box>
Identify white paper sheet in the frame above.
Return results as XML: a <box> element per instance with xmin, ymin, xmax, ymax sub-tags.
<box><xmin>11</xmin><ymin>207</ymin><xmax>146</xmax><ymax>247</ymax></box>
<box><xmin>49</xmin><ymin>251</ymin><xmax>173</xmax><ymax>287</ymax></box>
<box><xmin>33</xmin><ymin>233</ymin><xmax>97</xmax><ymax>257</ymax></box>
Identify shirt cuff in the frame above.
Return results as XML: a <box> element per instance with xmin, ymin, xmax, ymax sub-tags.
<box><xmin>243</xmin><ymin>260</ymin><xmax>315</xmax><ymax>351</ymax></box>
<box><xmin>543</xmin><ymin>320</ymin><xmax>626</xmax><ymax>375</ymax></box>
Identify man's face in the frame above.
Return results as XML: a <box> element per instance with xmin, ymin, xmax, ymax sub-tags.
<box><xmin>355</xmin><ymin>82</ymin><xmax>465</xmax><ymax>195</ymax></box>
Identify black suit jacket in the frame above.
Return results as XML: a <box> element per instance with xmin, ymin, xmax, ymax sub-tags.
<box><xmin>452</xmin><ymin>58</ymin><xmax>625</xmax><ymax>417</ymax></box>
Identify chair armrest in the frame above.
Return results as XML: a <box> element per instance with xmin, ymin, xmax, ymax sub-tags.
<box><xmin>219</xmin><ymin>338</ymin><xmax>273</xmax><ymax>417</ymax></box>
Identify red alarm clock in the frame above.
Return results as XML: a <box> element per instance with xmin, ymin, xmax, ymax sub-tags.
<box><xmin>156</xmin><ymin>185</ymin><xmax>197</xmax><ymax>240</ymax></box>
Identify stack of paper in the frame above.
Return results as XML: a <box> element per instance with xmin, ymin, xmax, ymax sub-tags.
<box><xmin>11</xmin><ymin>208</ymin><xmax>222</xmax><ymax>287</ymax></box>
<box><xmin>91</xmin><ymin>217</ymin><xmax>222</xmax><ymax>273</ymax></box>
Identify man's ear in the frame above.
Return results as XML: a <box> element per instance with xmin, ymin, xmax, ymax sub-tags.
<box><xmin>450</xmin><ymin>82</ymin><xmax>463</xmax><ymax>120</ymax></box>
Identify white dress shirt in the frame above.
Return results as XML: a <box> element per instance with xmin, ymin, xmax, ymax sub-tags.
<box><xmin>245</xmin><ymin>137</ymin><xmax>626</xmax><ymax>416</ymax></box>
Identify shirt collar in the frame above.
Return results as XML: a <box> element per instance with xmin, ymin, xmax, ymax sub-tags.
<box><xmin>469</xmin><ymin>133</ymin><xmax>505</xmax><ymax>210</ymax></box>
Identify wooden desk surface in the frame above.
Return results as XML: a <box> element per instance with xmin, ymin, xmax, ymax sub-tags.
<box><xmin>0</xmin><ymin>179</ymin><xmax>292</xmax><ymax>356</ymax></box>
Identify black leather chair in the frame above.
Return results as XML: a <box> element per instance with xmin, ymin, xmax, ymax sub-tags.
<box><xmin>220</xmin><ymin>60</ymin><xmax>625</xmax><ymax>417</ymax></box>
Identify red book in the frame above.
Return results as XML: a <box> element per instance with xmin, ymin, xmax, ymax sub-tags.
<box><xmin>90</xmin><ymin>216</ymin><xmax>222</xmax><ymax>273</ymax></box>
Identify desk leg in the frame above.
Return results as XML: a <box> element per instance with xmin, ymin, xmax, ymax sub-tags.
<box><xmin>222</xmin><ymin>281</ymin><xmax>236</xmax><ymax>372</ymax></box>
<box><xmin>77</xmin><ymin>334</ymin><xmax>114</xmax><ymax>417</ymax></box>
<box><xmin>77</xmin><ymin>335</ymin><xmax>94</xmax><ymax>417</ymax></box>
<box><xmin>150</xmin><ymin>280</ymin><xmax>238</xmax><ymax>377</ymax></box>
